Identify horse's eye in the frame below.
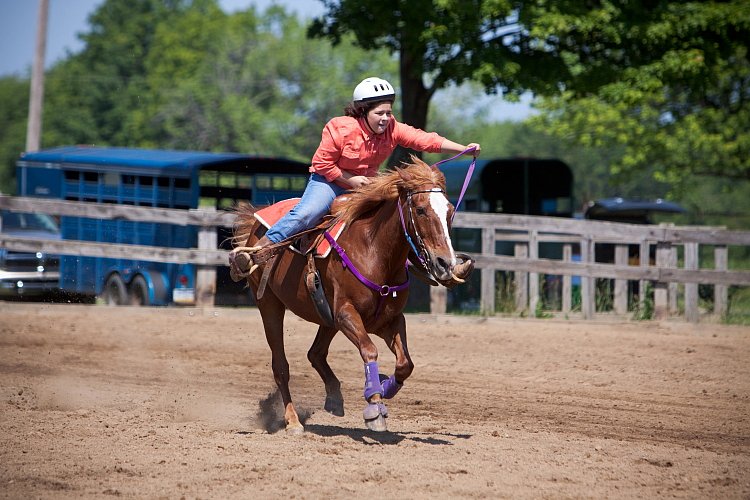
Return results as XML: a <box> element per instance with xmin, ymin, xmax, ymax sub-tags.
<box><xmin>416</xmin><ymin>207</ymin><xmax>427</xmax><ymax>216</ymax></box>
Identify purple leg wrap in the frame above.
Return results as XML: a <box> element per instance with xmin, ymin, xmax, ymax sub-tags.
<box><xmin>380</xmin><ymin>375</ymin><xmax>402</xmax><ymax>399</ymax></box>
<box><xmin>363</xmin><ymin>361</ymin><xmax>382</xmax><ymax>400</ymax></box>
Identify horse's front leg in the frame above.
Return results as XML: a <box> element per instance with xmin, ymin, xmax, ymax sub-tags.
<box><xmin>335</xmin><ymin>302</ymin><xmax>389</xmax><ymax>432</ymax></box>
<box><xmin>379</xmin><ymin>313</ymin><xmax>414</xmax><ymax>400</ymax></box>
<box><xmin>307</xmin><ymin>326</ymin><xmax>344</xmax><ymax>417</ymax></box>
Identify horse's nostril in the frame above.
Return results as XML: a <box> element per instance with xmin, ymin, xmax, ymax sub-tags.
<box><xmin>436</xmin><ymin>257</ymin><xmax>450</xmax><ymax>272</ymax></box>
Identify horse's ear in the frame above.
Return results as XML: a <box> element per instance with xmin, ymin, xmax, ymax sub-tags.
<box><xmin>396</xmin><ymin>166</ymin><xmax>413</xmax><ymax>182</ymax></box>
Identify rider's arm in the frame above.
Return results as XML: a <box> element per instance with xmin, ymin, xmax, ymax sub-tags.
<box><xmin>440</xmin><ymin>139</ymin><xmax>482</xmax><ymax>157</ymax></box>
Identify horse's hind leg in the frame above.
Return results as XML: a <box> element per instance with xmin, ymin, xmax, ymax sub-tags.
<box><xmin>257</xmin><ymin>293</ymin><xmax>304</xmax><ymax>434</ymax></box>
<box><xmin>307</xmin><ymin>326</ymin><xmax>344</xmax><ymax>416</ymax></box>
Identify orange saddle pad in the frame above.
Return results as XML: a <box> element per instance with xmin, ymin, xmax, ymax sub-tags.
<box><xmin>253</xmin><ymin>198</ymin><xmax>345</xmax><ymax>258</ymax></box>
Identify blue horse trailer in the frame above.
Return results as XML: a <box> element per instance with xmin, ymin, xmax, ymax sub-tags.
<box><xmin>16</xmin><ymin>146</ymin><xmax>309</xmax><ymax>305</ymax></box>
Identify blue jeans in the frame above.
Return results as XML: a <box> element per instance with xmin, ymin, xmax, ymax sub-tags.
<box><xmin>265</xmin><ymin>173</ymin><xmax>349</xmax><ymax>243</ymax></box>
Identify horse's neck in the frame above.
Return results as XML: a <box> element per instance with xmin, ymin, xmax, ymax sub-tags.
<box><xmin>349</xmin><ymin>198</ymin><xmax>409</xmax><ymax>273</ymax></box>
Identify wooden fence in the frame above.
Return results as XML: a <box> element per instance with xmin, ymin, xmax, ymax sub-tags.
<box><xmin>2</xmin><ymin>195</ymin><xmax>750</xmax><ymax>321</ymax></box>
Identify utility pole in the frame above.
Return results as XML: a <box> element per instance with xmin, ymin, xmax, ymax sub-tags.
<box><xmin>26</xmin><ymin>0</ymin><xmax>49</xmax><ymax>153</ymax></box>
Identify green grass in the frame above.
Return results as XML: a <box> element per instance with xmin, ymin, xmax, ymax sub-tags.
<box><xmin>725</xmin><ymin>286</ymin><xmax>750</xmax><ymax>325</ymax></box>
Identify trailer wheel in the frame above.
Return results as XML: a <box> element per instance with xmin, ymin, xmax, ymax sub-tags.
<box><xmin>102</xmin><ymin>274</ymin><xmax>127</xmax><ymax>306</ymax></box>
<box><xmin>129</xmin><ymin>275</ymin><xmax>150</xmax><ymax>306</ymax></box>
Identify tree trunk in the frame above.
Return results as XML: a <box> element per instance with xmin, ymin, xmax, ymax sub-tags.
<box><xmin>387</xmin><ymin>46</ymin><xmax>433</xmax><ymax>168</ymax></box>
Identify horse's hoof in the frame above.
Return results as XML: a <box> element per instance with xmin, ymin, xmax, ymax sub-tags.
<box><xmin>285</xmin><ymin>424</ymin><xmax>304</xmax><ymax>435</ymax></box>
<box><xmin>365</xmin><ymin>414</ymin><xmax>387</xmax><ymax>432</ymax></box>
<box><xmin>324</xmin><ymin>396</ymin><xmax>345</xmax><ymax>417</ymax></box>
<box><xmin>363</xmin><ymin>402</ymin><xmax>388</xmax><ymax>432</ymax></box>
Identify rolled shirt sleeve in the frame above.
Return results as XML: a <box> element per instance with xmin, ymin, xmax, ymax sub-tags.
<box><xmin>392</xmin><ymin>121</ymin><xmax>445</xmax><ymax>153</ymax></box>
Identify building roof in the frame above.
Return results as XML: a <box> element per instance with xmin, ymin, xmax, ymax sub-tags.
<box><xmin>19</xmin><ymin>146</ymin><xmax>307</xmax><ymax>175</ymax></box>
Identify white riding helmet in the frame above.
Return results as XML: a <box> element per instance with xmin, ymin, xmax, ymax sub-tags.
<box><xmin>352</xmin><ymin>77</ymin><xmax>396</xmax><ymax>103</ymax></box>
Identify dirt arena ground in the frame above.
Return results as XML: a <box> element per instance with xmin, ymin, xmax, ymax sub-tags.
<box><xmin>1</xmin><ymin>303</ymin><xmax>748</xmax><ymax>499</ymax></box>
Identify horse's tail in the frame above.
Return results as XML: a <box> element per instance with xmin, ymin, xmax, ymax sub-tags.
<box><xmin>231</xmin><ymin>202</ymin><xmax>261</xmax><ymax>249</ymax></box>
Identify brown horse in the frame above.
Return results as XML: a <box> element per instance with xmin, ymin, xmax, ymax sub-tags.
<box><xmin>232</xmin><ymin>157</ymin><xmax>463</xmax><ymax>433</ymax></box>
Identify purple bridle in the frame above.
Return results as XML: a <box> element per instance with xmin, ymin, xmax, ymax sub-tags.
<box><xmin>323</xmin><ymin>230</ymin><xmax>409</xmax><ymax>318</ymax></box>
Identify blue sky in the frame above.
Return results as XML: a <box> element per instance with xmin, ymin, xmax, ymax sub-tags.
<box><xmin>0</xmin><ymin>0</ymin><xmax>531</xmax><ymax>121</ymax></box>
<box><xmin>0</xmin><ymin>0</ymin><xmax>323</xmax><ymax>76</ymax></box>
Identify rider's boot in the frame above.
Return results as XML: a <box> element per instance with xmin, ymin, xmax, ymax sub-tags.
<box><xmin>229</xmin><ymin>236</ymin><xmax>272</xmax><ymax>282</ymax></box>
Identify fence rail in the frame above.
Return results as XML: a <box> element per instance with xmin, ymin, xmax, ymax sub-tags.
<box><xmin>2</xmin><ymin>195</ymin><xmax>750</xmax><ymax>321</ymax></box>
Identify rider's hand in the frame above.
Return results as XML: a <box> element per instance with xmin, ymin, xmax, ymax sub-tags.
<box><xmin>346</xmin><ymin>175</ymin><xmax>372</xmax><ymax>189</ymax></box>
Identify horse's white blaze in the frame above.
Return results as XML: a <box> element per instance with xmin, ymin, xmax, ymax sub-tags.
<box><xmin>429</xmin><ymin>191</ymin><xmax>457</xmax><ymax>265</ymax></box>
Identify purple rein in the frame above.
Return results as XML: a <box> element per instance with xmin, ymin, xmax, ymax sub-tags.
<box><xmin>431</xmin><ymin>145</ymin><xmax>478</xmax><ymax>220</ymax></box>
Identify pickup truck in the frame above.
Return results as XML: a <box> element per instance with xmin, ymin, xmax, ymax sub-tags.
<box><xmin>0</xmin><ymin>210</ymin><xmax>61</xmax><ymax>298</ymax></box>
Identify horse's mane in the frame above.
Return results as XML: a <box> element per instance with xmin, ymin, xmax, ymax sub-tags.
<box><xmin>335</xmin><ymin>156</ymin><xmax>446</xmax><ymax>226</ymax></box>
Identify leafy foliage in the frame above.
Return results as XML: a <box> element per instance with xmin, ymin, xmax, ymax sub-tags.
<box><xmin>11</xmin><ymin>0</ymin><xmax>395</xmax><ymax>162</ymax></box>
<box><xmin>526</xmin><ymin>1</ymin><xmax>750</xmax><ymax>188</ymax></box>
<box><xmin>308</xmin><ymin>0</ymin><xmax>560</xmax><ymax>165</ymax></box>
<box><xmin>0</xmin><ymin>77</ymin><xmax>29</xmax><ymax>193</ymax></box>
<box><xmin>1</xmin><ymin>0</ymin><xmax>748</xmax><ymax>226</ymax></box>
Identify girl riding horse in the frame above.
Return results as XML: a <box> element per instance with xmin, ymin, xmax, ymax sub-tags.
<box><xmin>229</xmin><ymin>76</ymin><xmax>480</xmax><ymax>280</ymax></box>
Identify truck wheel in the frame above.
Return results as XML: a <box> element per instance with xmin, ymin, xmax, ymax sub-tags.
<box><xmin>102</xmin><ymin>274</ymin><xmax>127</xmax><ymax>306</ymax></box>
<box><xmin>129</xmin><ymin>275</ymin><xmax>150</xmax><ymax>306</ymax></box>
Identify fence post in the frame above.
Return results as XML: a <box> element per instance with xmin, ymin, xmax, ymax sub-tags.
<box><xmin>714</xmin><ymin>245</ymin><xmax>728</xmax><ymax>317</ymax></box>
<box><xmin>668</xmin><ymin>245</ymin><xmax>679</xmax><ymax>315</ymax></box>
<box><xmin>654</xmin><ymin>242</ymin><xmax>671</xmax><ymax>319</ymax></box>
<box><xmin>581</xmin><ymin>237</ymin><xmax>594</xmax><ymax>320</ymax></box>
<box><xmin>562</xmin><ymin>243</ymin><xmax>572</xmax><ymax>314</ymax></box>
<box><xmin>614</xmin><ymin>244</ymin><xmax>629</xmax><ymax>315</ymax></box>
<box><xmin>639</xmin><ymin>240</ymin><xmax>649</xmax><ymax>312</ymax></box>
<box><xmin>430</xmin><ymin>286</ymin><xmax>447</xmax><ymax>315</ymax></box>
<box><xmin>684</xmin><ymin>242</ymin><xmax>699</xmax><ymax>323</ymax></box>
<box><xmin>514</xmin><ymin>242</ymin><xmax>528</xmax><ymax>313</ymax></box>
<box><xmin>196</xmin><ymin>218</ymin><xmax>217</xmax><ymax>308</ymax></box>
<box><xmin>528</xmin><ymin>230</ymin><xmax>539</xmax><ymax>316</ymax></box>
<box><xmin>480</xmin><ymin>225</ymin><xmax>495</xmax><ymax>315</ymax></box>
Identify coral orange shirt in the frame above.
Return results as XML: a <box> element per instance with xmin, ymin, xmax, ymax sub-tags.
<box><xmin>310</xmin><ymin>116</ymin><xmax>445</xmax><ymax>186</ymax></box>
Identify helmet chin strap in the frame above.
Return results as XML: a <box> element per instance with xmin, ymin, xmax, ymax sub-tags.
<box><xmin>364</xmin><ymin>119</ymin><xmax>377</xmax><ymax>135</ymax></box>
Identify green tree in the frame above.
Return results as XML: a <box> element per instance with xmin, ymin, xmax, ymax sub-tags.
<box><xmin>0</xmin><ymin>76</ymin><xmax>29</xmax><ymax>194</ymax></box>
<box><xmin>41</xmin><ymin>0</ymin><xmax>199</xmax><ymax>148</ymax></box>
<box><xmin>148</xmin><ymin>5</ymin><xmax>396</xmax><ymax>157</ymax></box>
<box><xmin>311</xmin><ymin>1</ymin><xmax>749</xmax><ymax>185</ymax></box>
<box><xmin>309</xmin><ymin>0</ymin><xmax>559</xmax><ymax>163</ymax></box>
<box><xmin>526</xmin><ymin>1</ymin><xmax>750</xmax><ymax>188</ymax></box>
<box><xmin>427</xmin><ymin>91</ymin><xmax>669</xmax><ymax>211</ymax></box>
